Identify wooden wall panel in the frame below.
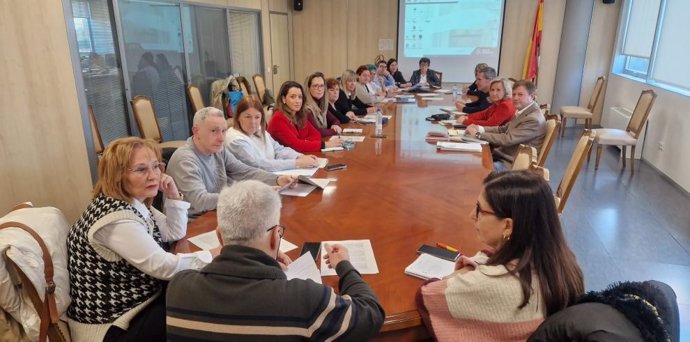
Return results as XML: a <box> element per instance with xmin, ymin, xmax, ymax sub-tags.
<box><xmin>0</xmin><ymin>0</ymin><xmax>93</xmax><ymax>222</ymax></box>
<box><xmin>345</xmin><ymin>0</ymin><xmax>398</xmax><ymax>71</ymax></box>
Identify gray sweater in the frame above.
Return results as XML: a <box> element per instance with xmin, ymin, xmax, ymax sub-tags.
<box><xmin>167</xmin><ymin>138</ymin><xmax>278</xmax><ymax>216</ymax></box>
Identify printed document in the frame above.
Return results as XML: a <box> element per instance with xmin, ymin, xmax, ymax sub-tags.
<box><xmin>285</xmin><ymin>253</ymin><xmax>322</xmax><ymax>284</ymax></box>
<box><xmin>320</xmin><ymin>240</ymin><xmax>379</xmax><ymax>276</ymax></box>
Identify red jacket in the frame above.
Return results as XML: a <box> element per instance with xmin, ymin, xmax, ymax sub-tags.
<box><xmin>462</xmin><ymin>99</ymin><xmax>516</xmax><ymax>127</ymax></box>
<box><xmin>267</xmin><ymin>110</ymin><xmax>323</xmax><ymax>153</ymax></box>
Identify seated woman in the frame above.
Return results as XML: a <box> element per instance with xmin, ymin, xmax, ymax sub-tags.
<box><xmin>387</xmin><ymin>58</ymin><xmax>411</xmax><ymax>88</ymax></box>
<box><xmin>337</xmin><ymin>69</ymin><xmax>376</xmax><ymax>116</ymax></box>
<box><xmin>325</xmin><ymin>78</ymin><xmax>352</xmax><ymax>123</ymax></box>
<box><xmin>456</xmin><ymin>78</ymin><xmax>515</xmax><ymax>127</ymax></box>
<box><xmin>66</xmin><ymin>137</ymin><xmax>217</xmax><ymax>342</ymax></box>
<box><xmin>304</xmin><ymin>71</ymin><xmax>342</xmax><ymax>137</ymax></box>
<box><xmin>267</xmin><ymin>81</ymin><xmax>342</xmax><ymax>153</ymax></box>
<box><xmin>226</xmin><ymin>95</ymin><xmax>319</xmax><ymax>171</ymax></box>
<box><xmin>418</xmin><ymin>170</ymin><xmax>584</xmax><ymax>342</ymax></box>
<box><xmin>409</xmin><ymin>57</ymin><xmax>441</xmax><ymax>88</ymax></box>
<box><xmin>464</xmin><ymin>62</ymin><xmax>489</xmax><ymax>97</ymax></box>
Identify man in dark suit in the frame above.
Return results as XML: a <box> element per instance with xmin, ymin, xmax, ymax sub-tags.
<box><xmin>466</xmin><ymin>80</ymin><xmax>545</xmax><ymax>171</ymax></box>
<box><xmin>409</xmin><ymin>57</ymin><xmax>442</xmax><ymax>88</ymax></box>
<box><xmin>456</xmin><ymin>66</ymin><xmax>495</xmax><ymax>114</ymax></box>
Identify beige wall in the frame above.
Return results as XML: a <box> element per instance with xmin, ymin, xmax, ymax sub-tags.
<box><xmin>0</xmin><ymin>0</ymin><xmax>93</xmax><ymax>222</ymax></box>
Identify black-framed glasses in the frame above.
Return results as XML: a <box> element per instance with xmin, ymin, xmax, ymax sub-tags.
<box><xmin>475</xmin><ymin>202</ymin><xmax>496</xmax><ymax>218</ymax></box>
<box><xmin>266</xmin><ymin>224</ymin><xmax>286</xmax><ymax>238</ymax></box>
<box><xmin>127</xmin><ymin>161</ymin><xmax>165</xmax><ymax>176</ymax></box>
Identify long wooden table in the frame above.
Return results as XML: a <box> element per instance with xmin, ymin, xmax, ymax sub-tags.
<box><xmin>175</xmin><ymin>95</ymin><xmax>492</xmax><ymax>341</ymax></box>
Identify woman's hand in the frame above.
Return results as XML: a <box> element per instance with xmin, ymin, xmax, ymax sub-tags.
<box><xmin>296</xmin><ymin>155</ymin><xmax>319</xmax><ymax>168</ymax></box>
<box><xmin>454</xmin><ymin>255</ymin><xmax>479</xmax><ymax>271</ymax></box>
<box><xmin>159</xmin><ymin>174</ymin><xmax>182</xmax><ymax>200</ymax></box>
<box><xmin>456</xmin><ymin>115</ymin><xmax>467</xmax><ymax>123</ymax></box>
<box><xmin>331</xmin><ymin>125</ymin><xmax>343</xmax><ymax>134</ymax></box>
<box><xmin>346</xmin><ymin>111</ymin><xmax>357</xmax><ymax>120</ymax></box>
<box><xmin>366</xmin><ymin>106</ymin><xmax>377</xmax><ymax>114</ymax></box>
<box><xmin>455</xmin><ymin>101</ymin><xmax>466</xmax><ymax>111</ymax></box>
<box><xmin>325</xmin><ymin>137</ymin><xmax>343</xmax><ymax>148</ymax></box>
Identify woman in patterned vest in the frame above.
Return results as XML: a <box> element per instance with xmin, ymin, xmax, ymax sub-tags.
<box><xmin>66</xmin><ymin>137</ymin><xmax>217</xmax><ymax>342</ymax></box>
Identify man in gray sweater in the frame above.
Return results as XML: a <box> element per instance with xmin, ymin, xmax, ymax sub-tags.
<box><xmin>167</xmin><ymin>107</ymin><xmax>295</xmax><ymax>216</ymax></box>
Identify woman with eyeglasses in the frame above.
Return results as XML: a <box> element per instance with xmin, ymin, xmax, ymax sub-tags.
<box><xmin>417</xmin><ymin>170</ymin><xmax>584</xmax><ymax>341</ymax></box>
<box><xmin>303</xmin><ymin>71</ymin><xmax>343</xmax><ymax>137</ymax></box>
<box><xmin>66</xmin><ymin>137</ymin><xmax>219</xmax><ymax>342</ymax></box>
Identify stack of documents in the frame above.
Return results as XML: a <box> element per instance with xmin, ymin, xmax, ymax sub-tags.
<box><xmin>274</xmin><ymin>158</ymin><xmax>328</xmax><ymax>177</ymax></box>
<box><xmin>436</xmin><ymin>141</ymin><xmax>483</xmax><ymax>152</ymax></box>
<box><xmin>404</xmin><ymin>253</ymin><xmax>455</xmax><ymax>280</ymax></box>
<box><xmin>319</xmin><ymin>240</ymin><xmax>379</xmax><ymax>276</ymax></box>
<box><xmin>342</xmin><ymin>128</ymin><xmax>363</xmax><ymax>134</ymax></box>
<box><xmin>333</xmin><ymin>135</ymin><xmax>365</xmax><ymax>143</ymax></box>
<box><xmin>280</xmin><ymin>177</ymin><xmax>332</xmax><ymax>197</ymax></box>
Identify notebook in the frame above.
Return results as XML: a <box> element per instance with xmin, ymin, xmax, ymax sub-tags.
<box><xmin>404</xmin><ymin>253</ymin><xmax>455</xmax><ymax>280</ymax></box>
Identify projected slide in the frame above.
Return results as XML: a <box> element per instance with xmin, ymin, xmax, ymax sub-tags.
<box><xmin>397</xmin><ymin>0</ymin><xmax>505</xmax><ymax>83</ymax></box>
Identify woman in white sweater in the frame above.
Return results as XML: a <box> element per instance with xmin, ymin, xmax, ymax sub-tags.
<box><xmin>226</xmin><ymin>95</ymin><xmax>319</xmax><ymax>171</ymax></box>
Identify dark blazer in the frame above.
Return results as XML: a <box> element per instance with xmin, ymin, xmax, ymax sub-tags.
<box><xmin>328</xmin><ymin>103</ymin><xmax>350</xmax><ymax>124</ymax></box>
<box><xmin>392</xmin><ymin>70</ymin><xmax>408</xmax><ymax>85</ymax></box>
<box><xmin>463</xmin><ymin>91</ymin><xmax>491</xmax><ymax>114</ymax></box>
<box><xmin>409</xmin><ymin>69</ymin><xmax>441</xmax><ymax>88</ymax></box>
<box><xmin>335</xmin><ymin>89</ymin><xmax>371</xmax><ymax>116</ymax></box>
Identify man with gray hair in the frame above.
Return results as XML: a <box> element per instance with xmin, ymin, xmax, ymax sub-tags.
<box><xmin>455</xmin><ymin>65</ymin><xmax>496</xmax><ymax>114</ymax></box>
<box><xmin>166</xmin><ymin>180</ymin><xmax>385</xmax><ymax>341</ymax></box>
<box><xmin>167</xmin><ymin>107</ymin><xmax>295</xmax><ymax>216</ymax></box>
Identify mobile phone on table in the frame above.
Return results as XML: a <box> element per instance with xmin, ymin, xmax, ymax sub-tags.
<box><xmin>417</xmin><ymin>244</ymin><xmax>460</xmax><ymax>261</ymax></box>
<box><xmin>300</xmin><ymin>242</ymin><xmax>321</xmax><ymax>261</ymax></box>
<box><xmin>324</xmin><ymin>163</ymin><xmax>347</xmax><ymax>171</ymax></box>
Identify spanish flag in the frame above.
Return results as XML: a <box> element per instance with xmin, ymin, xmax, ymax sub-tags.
<box><xmin>522</xmin><ymin>0</ymin><xmax>544</xmax><ymax>83</ymax></box>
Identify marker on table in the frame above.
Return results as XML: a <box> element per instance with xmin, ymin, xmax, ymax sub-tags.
<box><xmin>436</xmin><ymin>242</ymin><xmax>459</xmax><ymax>253</ymax></box>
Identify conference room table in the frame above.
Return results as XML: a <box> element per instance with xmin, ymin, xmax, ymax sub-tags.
<box><xmin>174</xmin><ymin>94</ymin><xmax>493</xmax><ymax>341</ymax></box>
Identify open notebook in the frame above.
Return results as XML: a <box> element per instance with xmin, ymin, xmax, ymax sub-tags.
<box><xmin>404</xmin><ymin>253</ymin><xmax>455</xmax><ymax>280</ymax></box>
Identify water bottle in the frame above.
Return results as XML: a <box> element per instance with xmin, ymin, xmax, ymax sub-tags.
<box><xmin>375</xmin><ymin>108</ymin><xmax>383</xmax><ymax>136</ymax></box>
<box><xmin>452</xmin><ymin>84</ymin><xmax>459</xmax><ymax>102</ymax></box>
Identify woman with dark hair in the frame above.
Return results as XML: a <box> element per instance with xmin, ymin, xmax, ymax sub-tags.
<box><xmin>267</xmin><ymin>81</ymin><xmax>342</xmax><ymax>153</ymax></box>
<box><xmin>226</xmin><ymin>95</ymin><xmax>319</xmax><ymax>171</ymax></box>
<box><xmin>387</xmin><ymin>58</ymin><xmax>411</xmax><ymax>88</ymax></box>
<box><xmin>418</xmin><ymin>170</ymin><xmax>584</xmax><ymax>341</ymax></box>
<box><xmin>409</xmin><ymin>57</ymin><xmax>441</xmax><ymax>88</ymax></box>
<box><xmin>303</xmin><ymin>72</ymin><xmax>342</xmax><ymax>137</ymax></box>
<box><xmin>325</xmin><ymin>78</ymin><xmax>351</xmax><ymax>123</ymax></box>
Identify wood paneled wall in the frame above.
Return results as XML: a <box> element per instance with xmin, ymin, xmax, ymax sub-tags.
<box><xmin>0</xmin><ymin>0</ymin><xmax>93</xmax><ymax>221</ymax></box>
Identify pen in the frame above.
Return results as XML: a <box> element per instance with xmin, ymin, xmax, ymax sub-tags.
<box><xmin>436</xmin><ymin>242</ymin><xmax>459</xmax><ymax>253</ymax></box>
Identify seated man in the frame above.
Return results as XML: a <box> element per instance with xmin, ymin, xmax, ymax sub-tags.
<box><xmin>409</xmin><ymin>57</ymin><xmax>442</xmax><ymax>88</ymax></box>
<box><xmin>167</xmin><ymin>107</ymin><xmax>294</xmax><ymax>216</ymax></box>
<box><xmin>166</xmin><ymin>180</ymin><xmax>385</xmax><ymax>341</ymax></box>
<box><xmin>465</xmin><ymin>80</ymin><xmax>545</xmax><ymax>171</ymax></box>
<box><xmin>456</xmin><ymin>66</ymin><xmax>495</xmax><ymax>114</ymax></box>
<box><xmin>375</xmin><ymin>59</ymin><xmax>396</xmax><ymax>90</ymax></box>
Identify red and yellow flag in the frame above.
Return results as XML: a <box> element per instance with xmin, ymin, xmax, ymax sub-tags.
<box><xmin>522</xmin><ymin>0</ymin><xmax>544</xmax><ymax>83</ymax></box>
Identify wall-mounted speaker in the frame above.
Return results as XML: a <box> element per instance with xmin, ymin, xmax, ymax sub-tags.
<box><xmin>294</xmin><ymin>0</ymin><xmax>303</xmax><ymax>11</ymax></box>
<box><xmin>603</xmin><ymin>0</ymin><xmax>615</xmax><ymax>4</ymax></box>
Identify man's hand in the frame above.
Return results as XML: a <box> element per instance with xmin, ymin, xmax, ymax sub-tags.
<box><xmin>465</xmin><ymin>124</ymin><xmax>479</xmax><ymax>136</ymax></box>
<box><xmin>277</xmin><ymin>250</ymin><xmax>293</xmax><ymax>271</ymax></box>
<box><xmin>276</xmin><ymin>176</ymin><xmax>297</xmax><ymax>190</ymax></box>
<box><xmin>323</xmin><ymin>243</ymin><xmax>350</xmax><ymax>269</ymax></box>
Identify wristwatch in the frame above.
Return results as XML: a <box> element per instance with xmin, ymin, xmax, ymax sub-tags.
<box><xmin>475</xmin><ymin>132</ymin><xmax>481</xmax><ymax>139</ymax></box>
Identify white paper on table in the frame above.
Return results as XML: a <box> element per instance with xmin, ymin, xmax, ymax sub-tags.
<box><xmin>434</xmin><ymin>89</ymin><xmax>452</xmax><ymax>94</ymax></box>
<box><xmin>439</xmin><ymin>120</ymin><xmax>456</xmax><ymax>126</ymax></box>
<box><xmin>395</xmin><ymin>94</ymin><xmax>415</xmax><ymax>98</ymax></box>
<box><xmin>415</xmin><ymin>93</ymin><xmax>438</xmax><ymax>97</ymax></box>
<box><xmin>297</xmin><ymin>177</ymin><xmax>331</xmax><ymax>189</ymax></box>
<box><xmin>280</xmin><ymin>183</ymin><xmax>317</xmax><ymax>197</ymax></box>
<box><xmin>279</xmin><ymin>239</ymin><xmax>298</xmax><ymax>253</ymax></box>
<box><xmin>439</xmin><ymin>107</ymin><xmax>456</xmax><ymax>113</ymax></box>
<box><xmin>271</xmin><ymin>158</ymin><xmax>328</xmax><ymax>177</ymax></box>
<box><xmin>284</xmin><ymin>253</ymin><xmax>323</xmax><ymax>284</ymax></box>
<box><xmin>321</xmin><ymin>146</ymin><xmax>345</xmax><ymax>152</ymax></box>
<box><xmin>363</xmin><ymin>114</ymin><xmax>392</xmax><ymax>120</ymax></box>
<box><xmin>334</xmin><ymin>135</ymin><xmax>365</xmax><ymax>143</ymax></box>
<box><xmin>343</xmin><ymin>128</ymin><xmax>363</xmax><ymax>134</ymax></box>
<box><xmin>404</xmin><ymin>254</ymin><xmax>455</xmax><ymax>280</ymax></box>
<box><xmin>436</xmin><ymin>141</ymin><xmax>483</xmax><ymax>152</ymax></box>
<box><xmin>380</xmin><ymin>98</ymin><xmax>395</xmax><ymax>103</ymax></box>
<box><xmin>320</xmin><ymin>240</ymin><xmax>379</xmax><ymax>276</ymax></box>
<box><xmin>421</xmin><ymin>97</ymin><xmax>444</xmax><ymax>101</ymax></box>
<box><xmin>317</xmin><ymin>157</ymin><xmax>328</xmax><ymax>168</ymax></box>
<box><xmin>187</xmin><ymin>230</ymin><xmax>220</xmax><ymax>250</ymax></box>
<box><xmin>355</xmin><ymin>117</ymin><xmax>376</xmax><ymax>124</ymax></box>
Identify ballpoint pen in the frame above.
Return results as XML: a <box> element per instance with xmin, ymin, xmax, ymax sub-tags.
<box><xmin>436</xmin><ymin>242</ymin><xmax>459</xmax><ymax>253</ymax></box>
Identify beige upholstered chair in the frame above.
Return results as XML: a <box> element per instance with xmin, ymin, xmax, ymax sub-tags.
<box><xmin>556</xmin><ymin>131</ymin><xmax>594</xmax><ymax>213</ymax></box>
<box><xmin>511</xmin><ymin>144</ymin><xmax>537</xmax><ymax>170</ymax></box>
<box><xmin>130</xmin><ymin>96</ymin><xmax>185</xmax><ymax>149</ymax></box>
<box><xmin>537</xmin><ymin>116</ymin><xmax>561</xmax><ymax>167</ymax></box>
<box><xmin>187</xmin><ymin>84</ymin><xmax>205</xmax><ymax>114</ymax></box>
<box><xmin>252</xmin><ymin>74</ymin><xmax>267</xmax><ymax>104</ymax></box>
<box><xmin>560</xmin><ymin>76</ymin><xmax>606</xmax><ymax>137</ymax></box>
<box><xmin>236</xmin><ymin>76</ymin><xmax>252</xmax><ymax>97</ymax></box>
<box><xmin>588</xmin><ymin>89</ymin><xmax>656</xmax><ymax>176</ymax></box>
<box><xmin>88</xmin><ymin>105</ymin><xmax>104</xmax><ymax>156</ymax></box>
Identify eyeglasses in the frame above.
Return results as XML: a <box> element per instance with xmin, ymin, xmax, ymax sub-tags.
<box><xmin>266</xmin><ymin>224</ymin><xmax>286</xmax><ymax>238</ymax></box>
<box><xmin>475</xmin><ymin>202</ymin><xmax>496</xmax><ymax>218</ymax></box>
<box><xmin>310</xmin><ymin>84</ymin><xmax>325</xmax><ymax>89</ymax></box>
<box><xmin>127</xmin><ymin>161</ymin><xmax>165</xmax><ymax>176</ymax></box>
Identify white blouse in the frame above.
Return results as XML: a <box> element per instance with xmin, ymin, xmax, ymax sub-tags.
<box><xmin>225</xmin><ymin>127</ymin><xmax>302</xmax><ymax>171</ymax></box>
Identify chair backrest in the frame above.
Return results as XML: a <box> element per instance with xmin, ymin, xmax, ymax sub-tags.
<box><xmin>236</xmin><ymin>76</ymin><xmax>251</xmax><ymax>97</ymax></box>
<box><xmin>87</xmin><ymin>105</ymin><xmax>104</xmax><ymax>155</ymax></box>
<box><xmin>187</xmin><ymin>84</ymin><xmax>205</xmax><ymax>114</ymax></box>
<box><xmin>511</xmin><ymin>144</ymin><xmax>538</xmax><ymax>170</ymax></box>
<box><xmin>556</xmin><ymin>131</ymin><xmax>594</xmax><ymax>213</ymax></box>
<box><xmin>586</xmin><ymin>76</ymin><xmax>606</xmax><ymax>111</ymax></box>
<box><xmin>434</xmin><ymin>71</ymin><xmax>443</xmax><ymax>84</ymax></box>
<box><xmin>537</xmin><ymin>116</ymin><xmax>561</xmax><ymax>166</ymax></box>
<box><xmin>130</xmin><ymin>95</ymin><xmax>163</xmax><ymax>143</ymax></box>
<box><xmin>626</xmin><ymin>89</ymin><xmax>657</xmax><ymax>139</ymax></box>
<box><xmin>252</xmin><ymin>74</ymin><xmax>267</xmax><ymax>103</ymax></box>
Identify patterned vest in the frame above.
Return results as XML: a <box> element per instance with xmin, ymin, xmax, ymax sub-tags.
<box><xmin>67</xmin><ymin>194</ymin><xmax>164</xmax><ymax>324</ymax></box>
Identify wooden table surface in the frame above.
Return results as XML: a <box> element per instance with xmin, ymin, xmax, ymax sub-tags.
<box><xmin>175</xmin><ymin>95</ymin><xmax>493</xmax><ymax>340</ymax></box>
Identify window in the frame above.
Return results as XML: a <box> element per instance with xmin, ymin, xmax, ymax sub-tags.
<box><xmin>614</xmin><ymin>0</ymin><xmax>690</xmax><ymax>95</ymax></box>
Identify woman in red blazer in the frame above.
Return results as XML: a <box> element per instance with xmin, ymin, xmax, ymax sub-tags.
<box><xmin>457</xmin><ymin>78</ymin><xmax>515</xmax><ymax>127</ymax></box>
<box><xmin>267</xmin><ymin>81</ymin><xmax>343</xmax><ymax>153</ymax></box>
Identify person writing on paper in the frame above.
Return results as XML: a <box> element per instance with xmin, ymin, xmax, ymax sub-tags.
<box><xmin>166</xmin><ymin>180</ymin><xmax>385</xmax><ymax>341</ymax></box>
<box><xmin>226</xmin><ymin>95</ymin><xmax>319</xmax><ymax>171</ymax></box>
<box><xmin>465</xmin><ymin>80</ymin><xmax>545</xmax><ymax>171</ymax></box>
<box><xmin>335</xmin><ymin>69</ymin><xmax>376</xmax><ymax>118</ymax></box>
<box><xmin>388</xmin><ymin>58</ymin><xmax>412</xmax><ymax>88</ymax></box>
<box><xmin>303</xmin><ymin>71</ymin><xmax>343</xmax><ymax>137</ymax></box>
<box><xmin>267</xmin><ymin>81</ymin><xmax>343</xmax><ymax>153</ymax></box>
<box><xmin>167</xmin><ymin>107</ymin><xmax>295</xmax><ymax>217</ymax></box>
<box><xmin>456</xmin><ymin>78</ymin><xmax>515</xmax><ymax>127</ymax></box>
<box><xmin>455</xmin><ymin>66</ymin><xmax>495</xmax><ymax>114</ymax></box>
<box><xmin>417</xmin><ymin>171</ymin><xmax>584</xmax><ymax>342</ymax></box>
<box><xmin>66</xmin><ymin>137</ymin><xmax>219</xmax><ymax>342</ymax></box>
<box><xmin>409</xmin><ymin>57</ymin><xmax>441</xmax><ymax>88</ymax></box>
